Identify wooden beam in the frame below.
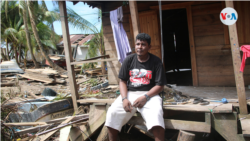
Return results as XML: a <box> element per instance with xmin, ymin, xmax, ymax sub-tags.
<box><xmin>150</xmin><ymin>2</ymin><xmax>194</xmax><ymax>10</ymax></box>
<box><xmin>225</xmin><ymin>1</ymin><xmax>248</xmax><ymax>115</ymax></box>
<box><xmin>163</xmin><ymin>104</ymin><xmax>233</xmax><ymax>113</ymax></box>
<box><xmin>127</xmin><ymin>116</ymin><xmax>211</xmax><ymax>133</ymax></box>
<box><xmin>186</xmin><ymin>5</ymin><xmax>198</xmax><ymax>86</ymax></box>
<box><xmin>129</xmin><ymin>1</ymin><xmax>140</xmax><ymax>43</ymax></box>
<box><xmin>77</xmin><ymin>99</ymin><xmax>115</xmax><ymax>105</ymax></box>
<box><xmin>59</xmin><ymin>1</ymin><xmax>79</xmax><ymax>113</ymax></box>
<box><xmin>78</xmin><ymin>55</ymin><xmax>109</xmax><ymax>61</ymax></box>
<box><xmin>70</xmin><ymin>58</ymin><xmax>118</xmax><ymax>65</ymax></box>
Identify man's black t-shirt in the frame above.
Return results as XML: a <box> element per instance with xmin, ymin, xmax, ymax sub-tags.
<box><xmin>118</xmin><ymin>53</ymin><xmax>166</xmax><ymax>91</ymax></box>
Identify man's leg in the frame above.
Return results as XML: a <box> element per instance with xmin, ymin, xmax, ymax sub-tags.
<box><xmin>151</xmin><ymin>126</ymin><xmax>165</xmax><ymax>141</ymax></box>
<box><xmin>137</xmin><ymin>94</ymin><xmax>165</xmax><ymax>141</ymax></box>
<box><xmin>107</xmin><ymin>127</ymin><xmax>119</xmax><ymax>141</ymax></box>
<box><xmin>105</xmin><ymin>94</ymin><xmax>137</xmax><ymax>140</ymax></box>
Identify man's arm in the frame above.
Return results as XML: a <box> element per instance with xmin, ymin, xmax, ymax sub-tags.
<box><xmin>132</xmin><ymin>85</ymin><xmax>163</xmax><ymax>108</ymax></box>
<box><xmin>120</xmin><ymin>79</ymin><xmax>133</xmax><ymax>112</ymax></box>
<box><xmin>146</xmin><ymin>85</ymin><xmax>164</xmax><ymax>98</ymax></box>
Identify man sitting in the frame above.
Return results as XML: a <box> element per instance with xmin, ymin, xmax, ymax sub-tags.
<box><xmin>105</xmin><ymin>33</ymin><xmax>166</xmax><ymax>141</ymax></box>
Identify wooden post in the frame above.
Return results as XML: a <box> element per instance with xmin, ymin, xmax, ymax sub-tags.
<box><xmin>58</xmin><ymin>1</ymin><xmax>79</xmax><ymax>113</ymax></box>
<box><xmin>177</xmin><ymin>130</ymin><xmax>195</xmax><ymax>141</ymax></box>
<box><xmin>129</xmin><ymin>1</ymin><xmax>140</xmax><ymax>43</ymax></box>
<box><xmin>225</xmin><ymin>1</ymin><xmax>248</xmax><ymax>115</ymax></box>
<box><xmin>186</xmin><ymin>5</ymin><xmax>198</xmax><ymax>86</ymax></box>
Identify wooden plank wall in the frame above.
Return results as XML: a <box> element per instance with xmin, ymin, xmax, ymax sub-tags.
<box><xmin>102</xmin><ymin>2</ymin><xmax>133</xmax><ymax>84</ymax></box>
<box><xmin>103</xmin><ymin>1</ymin><xmax>250</xmax><ymax>86</ymax></box>
<box><xmin>192</xmin><ymin>1</ymin><xmax>250</xmax><ymax>86</ymax></box>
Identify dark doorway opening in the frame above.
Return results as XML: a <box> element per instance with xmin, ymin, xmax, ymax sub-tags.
<box><xmin>162</xmin><ymin>9</ymin><xmax>192</xmax><ymax>86</ymax></box>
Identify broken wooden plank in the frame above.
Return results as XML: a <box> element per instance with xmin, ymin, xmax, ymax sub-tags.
<box><xmin>16</xmin><ymin>124</ymin><xmax>54</xmax><ymax>135</ymax></box>
<box><xmin>38</xmin><ymin>116</ymin><xmax>75</xmax><ymax>141</ymax></box>
<box><xmin>46</xmin><ymin>114</ymin><xmax>89</xmax><ymax>124</ymax></box>
<box><xmin>69</xmin><ymin>104</ymin><xmax>108</xmax><ymax>141</ymax></box>
<box><xmin>25</xmin><ymin>69</ymin><xmax>58</xmax><ymax>75</ymax></box>
<box><xmin>18</xmin><ymin>72</ymin><xmax>54</xmax><ymax>83</ymax></box>
<box><xmin>177</xmin><ymin>130</ymin><xmax>195</xmax><ymax>141</ymax></box>
<box><xmin>77</xmin><ymin>99</ymin><xmax>115</xmax><ymax>104</ymax></box>
<box><xmin>16</xmin><ymin>114</ymin><xmax>89</xmax><ymax>135</ymax></box>
<box><xmin>20</xmin><ymin>117</ymin><xmax>89</xmax><ymax>141</ymax></box>
<box><xmin>4</xmin><ymin>122</ymin><xmax>47</xmax><ymax>126</ymax></box>
<box><xmin>1</xmin><ymin>82</ymin><xmax>15</xmax><ymax>87</ymax></box>
<box><xmin>241</xmin><ymin>119</ymin><xmax>250</xmax><ymax>137</ymax></box>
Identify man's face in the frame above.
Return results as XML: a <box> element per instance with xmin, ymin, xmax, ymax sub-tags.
<box><xmin>135</xmin><ymin>39</ymin><xmax>151</xmax><ymax>56</ymax></box>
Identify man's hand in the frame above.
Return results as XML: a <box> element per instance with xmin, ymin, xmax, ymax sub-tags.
<box><xmin>123</xmin><ymin>99</ymin><xmax>133</xmax><ymax>112</ymax></box>
<box><xmin>132</xmin><ymin>96</ymin><xmax>147</xmax><ymax>108</ymax></box>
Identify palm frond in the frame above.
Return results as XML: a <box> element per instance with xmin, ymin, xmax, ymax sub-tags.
<box><xmin>40</xmin><ymin>40</ymin><xmax>57</xmax><ymax>50</ymax></box>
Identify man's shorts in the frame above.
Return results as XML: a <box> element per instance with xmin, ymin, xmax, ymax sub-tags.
<box><xmin>105</xmin><ymin>91</ymin><xmax>165</xmax><ymax>132</ymax></box>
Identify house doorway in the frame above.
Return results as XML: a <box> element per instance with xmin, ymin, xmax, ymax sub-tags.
<box><xmin>162</xmin><ymin>8</ymin><xmax>193</xmax><ymax>86</ymax></box>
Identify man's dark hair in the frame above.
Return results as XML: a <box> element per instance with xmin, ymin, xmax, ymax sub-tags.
<box><xmin>136</xmin><ymin>33</ymin><xmax>151</xmax><ymax>45</ymax></box>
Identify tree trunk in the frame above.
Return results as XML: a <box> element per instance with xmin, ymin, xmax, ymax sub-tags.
<box><xmin>5</xmin><ymin>39</ymin><xmax>10</xmax><ymax>60</ymax></box>
<box><xmin>18</xmin><ymin>46</ymin><xmax>22</xmax><ymax>63</ymax></box>
<box><xmin>14</xmin><ymin>45</ymin><xmax>18</xmax><ymax>63</ymax></box>
<box><xmin>1</xmin><ymin>48</ymin><xmax>7</xmax><ymax>61</ymax></box>
<box><xmin>22</xmin><ymin>5</ymin><xmax>39</xmax><ymax>68</ymax></box>
<box><xmin>24</xmin><ymin>49</ymin><xmax>28</xmax><ymax>69</ymax></box>
<box><xmin>27</xmin><ymin>1</ymin><xmax>65</xmax><ymax>73</ymax></box>
<box><xmin>100</xmin><ymin>38</ymin><xmax>106</xmax><ymax>74</ymax></box>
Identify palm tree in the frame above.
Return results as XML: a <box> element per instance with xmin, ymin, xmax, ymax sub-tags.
<box><xmin>1</xmin><ymin>0</ymin><xmax>22</xmax><ymax>63</ymax></box>
<box><xmin>27</xmin><ymin>1</ymin><xmax>65</xmax><ymax>73</ymax></box>
<box><xmin>19</xmin><ymin>1</ymin><xmax>39</xmax><ymax>68</ymax></box>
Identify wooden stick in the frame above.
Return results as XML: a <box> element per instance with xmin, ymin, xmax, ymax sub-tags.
<box><xmin>70</xmin><ymin>58</ymin><xmax>118</xmax><ymax>65</ymax></box>
<box><xmin>21</xmin><ymin>117</ymin><xmax>88</xmax><ymax>141</ymax></box>
<box><xmin>4</xmin><ymin>122</ymin><xmax>47</xmax><ymax>126</ymax></box>
<box><xmin>16</xmin><ymin>114</ymin><xmax>89</xmax><ymax>135</ymax></box>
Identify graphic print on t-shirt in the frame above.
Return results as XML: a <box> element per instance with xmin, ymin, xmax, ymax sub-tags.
<box><xmin>129</xmin><ymin>69</ymin><xmax>152</xmax><ymax>87</ymax></box>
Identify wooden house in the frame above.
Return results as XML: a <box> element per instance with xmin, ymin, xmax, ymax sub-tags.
<box><xmin>57</xmin><ymin>1</ymin><xmax>250</xmax><ymax>140</ymax></box>
<box><xmin>60</xmin><ymin>0</ymin><xmax>249</xmax><ymax>115</ymax></box>
<box><xmin>90</xmin><ymin>1</ymin><xmax>250</xmax><ymax>87</ymax></box>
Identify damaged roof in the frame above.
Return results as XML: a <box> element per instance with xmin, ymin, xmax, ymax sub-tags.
<box><xmin>57</xmin><ymin>34</ymin><xmax>95</xmax><ymax>47</ymax></box>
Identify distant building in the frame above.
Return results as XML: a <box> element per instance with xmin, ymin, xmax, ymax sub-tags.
<box><xmin>27</xmin><ymin>34</ymin><xmax>96</xmax><ymax>64</ymax></box>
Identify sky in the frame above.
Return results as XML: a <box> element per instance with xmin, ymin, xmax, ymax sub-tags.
<box><xmin>44</xmin><ymin>1</ymin><xmax>101</xmax><ymax>35</ymax></box>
